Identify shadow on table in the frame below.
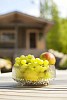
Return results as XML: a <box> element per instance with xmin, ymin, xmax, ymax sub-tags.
<box><xmin>0</xmin><ymin>79</ymin><xmax>67</xmax><ymax>90</ymax></box>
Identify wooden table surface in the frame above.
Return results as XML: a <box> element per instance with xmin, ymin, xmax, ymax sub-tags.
<box><xmin>0</xmin><ymin>70</ymin><xmax>67</xmax><ymax>100</ymax></box>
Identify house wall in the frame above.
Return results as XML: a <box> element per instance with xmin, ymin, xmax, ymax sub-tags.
<box><xmin>37</xmin><ymin>30</ymin><xmax>45</xmax><ymax>49</ymax></box>
<box><xmin>18</xmin><ymin>27</ymin><xmax>26</xmax><ymax>48</ymax></box>
<box><xmin>0</xmin><ymin>27</ymin><xmax>46</xmax><ymax>50</ymax></box>
<box><xmin>0</xmin><ymin>26</ymin><xmax>46</xmax><ymax>60</ymax></box>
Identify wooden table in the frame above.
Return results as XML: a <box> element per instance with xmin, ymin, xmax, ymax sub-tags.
<box><xmin>0</xmin><ymin>70</ymin><xmax>67</xmax><ymax>100</ymax></box>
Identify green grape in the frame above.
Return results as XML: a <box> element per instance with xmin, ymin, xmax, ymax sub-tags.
<box><xmin>35</xmin><ymin>65</ymin><xmax>49</xmax><ymax>73</ymax></box>
<box><xmin>35</xmin><ymin>65</ymin><xmax>42</xmax><ymax>72</ymax></box>
<box><xmin>35</xmin><ymin>58</ymin><xmax>43</xmax><ymax>65</ymax></box>
<box><xmin>21</xmin><ymin>60</ymin><xmax>26</xmax><ymax>65</ymax></box>
<box><xmin>38</xmin><ymin>72</ymin><xmax>44</xmax><ymax>80</ymax></box>
<box><xmin>21</xmin><ymin>63</ymin><xmax>27</xmax><ymax>68</ymax></box>
<box><xmin>30</xmin><ymin>58</ymin><xmax>35</xmax><ymax>63</ymax></box>
<box><xmin>15</xmin><ymin>57</ymin><xmax>20</xmax><ymax>61</ymax></box>
<box><xmin>14</xmin><ymin>54</ymin><xmax>52</xmax><ymax>82</ymax></box>
<box><xmin>35</xmin><ymin>58</ymin><xmax>40</xmax><ymax>61</ymax></box>
<box><xmin>41</xmin><ymin>67</ymin><xmax>46</xmax><ymax>72</ymax></box>
<box><xmin>40</xmin><ymin>66</ymin><xmax>48</xmax><ymax>72</ymax></box>
<box><xmin>44</xmin><ymin>71</ymin><xmax>52</xmax><ymax>79</ymax></box>
<box><xmin>35</xmin><ymin>58</ymin><xmax>40</xmax><ymax>63</ymax></box>
<box><xmin>24</xmin><ymin>70</ymin><xmax>38</xmax><ymax>81</ymax></box>
<box><xmin>20</xmin><ymin>64</ymin><xmax>28</xmax><ymax>72</ymax></box>
<box><xmin>39</xmin><ymin>60</ymin><xmax>44</xmax><ymax>65</ymax></box>
<box><xmin>27</xmin><ymin>54</ymin><xmax>35</xmax><ymax>59</ymax></box>
<box><xmin>29</xmin><ymin>67</ymin><xmax>34</xmax><ymax>71</ymax></box>
<box><xmin>27</xmin><ymin>63</ymin><xmax>35</xmax><ymax>71</ymax></box>
<box><xmin>15</xmin><ymin>57</ymin><xmax>20</xmax><ymax>64</ymax></box>
<box><xmin>43</xmin><ymin>65</ymin><xmax>49</xmax><ymax>71</ymax></box>
<box><xmin>26</xmin><ymin>55</ymin><xmax>35</xmax><ymax>63</ymax></box>
<box><xmin>26</xmin><ymin>59</ymin><xmax>31</xmax><ymax>63</ymax></box>
<box><xmin>38</xmin><ymin>59</ymin><xmax>43</xmax><ymax>65</ymax></box>
<box><xmin>43</xmin><ymin>60</ymin><xmax>49</xmax><ymax>66</ymax></box>
<box><xmin>28</xmin><ymin>63</ymin><xmax>33</xmax><ymax>67</ymax></box>
<box><xmin>32</xmin><ymin>62</ymin><xmax>39</xmax><ymax>69</ymax></box>
<box><xmin>14</xmin><ymin>63</ymin><xmax>19</xmax><ymax>67</ymax></box>
<box><xmin>20</xmin><ymin>55</ymin><xmax>26</xmax><ymax>60</ymax></box>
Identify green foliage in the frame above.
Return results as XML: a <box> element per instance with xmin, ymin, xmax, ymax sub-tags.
<box><xmin>40</xmin><ymin>0</ymin><xmax>67</xmax><ymax>54</ymax></box>
<box><xmin>44</xmin><ymin>1</ymin><xmax>61</xmax><ymax>51</ymax></box>
<box><xmin>40</xmin><ymin>0</ymin><xmax>53</xmax><ymax>19</ymax></box>
<box><xmin>59</xmin><ymin>19</ymin><xmax>67</xmax><ymax>54</ymax></box>
<box><xmin>46</xmin><ymin>18</ymin><xmax>67</xmax><ymax>54</ymax></box>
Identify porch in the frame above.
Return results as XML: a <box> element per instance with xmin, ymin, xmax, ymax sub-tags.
<box><xmin>0</xmin><ymin>49</ymin><xmax>46</xmax><ymax>58</ymax></box>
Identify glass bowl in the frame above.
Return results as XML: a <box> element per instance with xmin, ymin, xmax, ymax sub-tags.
<box><xmin>12</xmin><ymin>65</ymin><xmax>56</xmax><ymax>86</ymax></box>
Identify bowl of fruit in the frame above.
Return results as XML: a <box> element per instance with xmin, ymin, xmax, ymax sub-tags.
<box><xmin>12</xmin><ymin>52</ymin><xmax>56</xmax><ymax>86</ymax></box>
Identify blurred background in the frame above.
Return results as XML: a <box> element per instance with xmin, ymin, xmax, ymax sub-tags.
<box><xmin>0</xmin><ymin>0</ymin><xmax>67</xmax><ymax>73</ymax></box>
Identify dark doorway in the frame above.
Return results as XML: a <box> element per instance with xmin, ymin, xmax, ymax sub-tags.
<box><xmin>30</xmin><ymin>32</ymin><xmax>36</xmax><ymax>48</ymax></box>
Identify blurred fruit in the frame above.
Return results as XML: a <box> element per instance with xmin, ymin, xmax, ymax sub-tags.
<box><xmin>40</xmin><ymin>52</ymin><xmax>56</xmax><ymax>65</ymax></box>
<box><xmin>0</xmin><ymin>58</ymin><xmax>12</xmax><ymax>69</ymax></box>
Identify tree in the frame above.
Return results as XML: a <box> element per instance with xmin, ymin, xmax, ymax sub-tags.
<box><xmin>46</xmin><ymin>2</ymin><xmax>61</xmax><ymax>51</ymax></box>
<box><xmin>40</xmin><ymin>0</ymin><xmax>61</xmax><ymax>50</ymax></box>
<box><xmin>59</xmin><ymin>18</ymin><xmax>67</xmax><ymax>53</ymax></box>
<box><xmin>45</xmin><ymin>5</ymin><xmax>67</xmax><ymax>53</ymax></box>
<box><xmin>40</xmin><ymin>0</ymin><xmax>67</xmax><ymax>54</ymax></box>
<box><xmin>40</xmin><ymin>0</ymin><xmax>53</xmax><ymax>19</ymax></box>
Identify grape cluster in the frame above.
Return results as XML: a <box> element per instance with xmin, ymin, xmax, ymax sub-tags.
<box><xmin>14</xmin><ymin>54</ymin><xmax>52</xmax><ymax>81</ymax></box>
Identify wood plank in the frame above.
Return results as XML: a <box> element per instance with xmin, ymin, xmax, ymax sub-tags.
<box><xmin>0</xmin><ymin>91</ymin><xmax>67</xmax><ymax>100</ymax></box>
<box><xmin>0</xmin><ymin>70</ymin><xmax>67</xmax><ymax>100</ymax></box>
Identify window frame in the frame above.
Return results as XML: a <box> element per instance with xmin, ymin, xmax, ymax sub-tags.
<box><xmin>0</xmin><ymin>30</ymin><xmax>16</xmax><ymax>43</ymax></box>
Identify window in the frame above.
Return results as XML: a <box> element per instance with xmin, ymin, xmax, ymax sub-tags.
<box><xmin>1</xmin><ymin>33</ymin><xmax>15</xmax><ymax>42</ymax></box>
<box><xmin>30</xmin><ymin>32</ymin><xmax>36</xmax><ymax>48</ymax></box>
<box><xmin>0</xmin><ymin>32</ymin><xmax>15</xmax><ymax>49</ymax></box>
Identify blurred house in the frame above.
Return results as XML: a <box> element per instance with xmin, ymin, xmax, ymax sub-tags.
<box><xmin>0</xmin><ymin>11</ymin><xmax>53</xmax><ymax>61</ymax></box>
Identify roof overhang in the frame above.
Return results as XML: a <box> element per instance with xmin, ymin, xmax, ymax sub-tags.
<box><xmin>0</xmin><ymin>11</ymin><xmax>54</xmax><ymax>29</ymax></box>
